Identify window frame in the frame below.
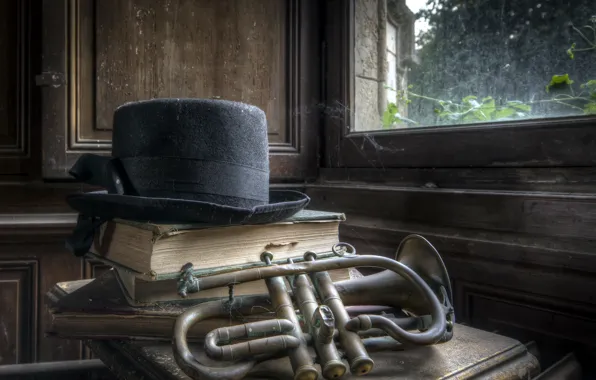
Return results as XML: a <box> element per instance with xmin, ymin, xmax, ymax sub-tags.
<box><xmin>322</xmin><ymin>0</ymin><xmax>596</xmax><ymax>169</ymax></box>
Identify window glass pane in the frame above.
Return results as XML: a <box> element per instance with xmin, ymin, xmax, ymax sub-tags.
<box><xmin>353</xmin><ymin>0</ymin><xmax>596</xmax><ymax>131</ymax></box>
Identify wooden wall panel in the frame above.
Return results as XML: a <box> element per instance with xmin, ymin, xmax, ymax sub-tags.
<box><xmin>0</xmin><ymin>0</ymin><xmax>31</xmax><ymax>177</ymax></box>
<box><xmin>41</xmin><ymin>0</ymin><xmax>320</xmax><ymax>181</ymax></box>
<box><xmin>0</xmin><ymin>1</ymin><xmax>19</xmax><ymax>147</ymax></box>
<box><xmin>37</xmin><ymin>247</ymin><xmax>86</xmax><ymax>362</ymax></box>
<box><xmin>319</xmin><ymin>167</ymin><xmax>596</xmax><ymax>193</ymax></box>
<box><xmin>454</xmin><ymin>280</ymin><xmax>596</xmax><ymax>370</ymax></box>
<box><xmin>82</xmin><ymin>258</ymin><xmax>113</xmax><ymax>360</ymax></box>
<box><xmin>92</xmin><ymin>0</ymin><xmax>287</xmax><ymax>143</ymax></box>
<box><xmin>306</xmin><ymin>184</ymin><xmax>596</xmax><ymax>241</ymax></box>
<box><xmin>0</xmin><ymin>260</ymin><xmax>38</xmax><ymax>365</ymax></box>
<box><xmin>453</xmin><ymin>281</ymin><xmax>596</xmax><ymax>349</ymax></box>
<box><xmin>0</xmin><ymin>218</ymin><xmax>118</xmax><ymax>365</ymax></box>
<box><xmin>306</xmin><ymin>182</ymin><xmax>596</xmax><ymax>374</ymax></box>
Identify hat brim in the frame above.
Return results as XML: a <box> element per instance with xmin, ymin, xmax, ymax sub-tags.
<box><xmin>66</xmin><ymin>189</ymin><xmax>310</xmax><ymax>225</ymax></box>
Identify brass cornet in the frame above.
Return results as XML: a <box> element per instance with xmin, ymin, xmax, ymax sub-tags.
<box><xmin>172</xmin><ymin>234</ymin><xmax>455</xmax><ymax>380</ymax></box>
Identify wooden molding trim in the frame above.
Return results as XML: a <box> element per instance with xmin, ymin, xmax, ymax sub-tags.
<box><xmin>0</xmin><ymin>0</ymin><xmax>34</xmax><ymax>177</ymax></box>
<box><xmin>337</xmin><ymin>213</ymin><xmax>596</xmax><ymax>275</ymax></box>
<box><xmin>0</xmin><ymin>213</ymin><xmax>77</xmax><ymax>236</ymax></box>
<box><xmin>305</xmin><ymin>183</ymin><xmax>596</xmax><ymax>241</ymax></box>
<box><xmin>318</xmin><ymin>167</ymin><xmax>596</xmax><ymax>193</ymax></box>
<box><xmin>454</xmin><ymin>280</ymin><xmax>596</xmax><ymax>349</ymax></box>
<box><xmin>0</xmin><ymin>259</ymin><xmax>39</xmax><ymax>364</ymax></box>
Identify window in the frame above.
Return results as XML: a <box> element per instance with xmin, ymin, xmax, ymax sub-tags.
<box><xmin>352</xmin><ymin>0</ymin><xmax>596</xmax><ymax>132</ymax></box>
<box><xmin>323</xmin><ymin>0</ymin><xmax>596</xmax><ymax>169</ymax></box>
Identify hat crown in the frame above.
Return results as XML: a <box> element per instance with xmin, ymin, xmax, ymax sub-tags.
<box><xmin>87</xmin><ymin>98</ymin><xmax>272</xmax><ymax>208</ymax></box>
<box><xmin>111</xmin><ymin>98</ymin><xmax>269</xmax><ymax>172</ymax></box>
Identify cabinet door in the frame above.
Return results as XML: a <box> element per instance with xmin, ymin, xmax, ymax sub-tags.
<box><xmin>0</xmin><ymin>260</ymin><xmax>37</xmax><ymax>365</ymax></box>
<box><xmin>40</xmin><ymin>0</ymin><xmax>320</xmax><ymax>182</ymax></box>
<box><xmin>0</xmin><ymin>230</ymin><xmax>117</xmax><ymax>365</ymax></box>
<box><xmin>0</xmin><ymin>0</ymin><xmax>33</xmax><ymax>178</ymax></box>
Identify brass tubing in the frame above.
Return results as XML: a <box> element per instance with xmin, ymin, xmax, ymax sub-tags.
<box><xmin>262</xmin><ymin>255</ymin><xmax>318</xmax><ymax>380</ymax></box>
<box><xmin>356</xmin><ymin>316</ymin><xmax>423</xmax><ymax>338</ymax></box>
<box><xmin>204</xmin><ymin>319</ymin><xmax>300</xmax><ymax>361</ymax></box>
<box><xmin>194</xmin><ymin>254</ymin><xmax>446</xmax><ymax>347</ymax></box>
<box><xmin>361</xmin><ymin>337</ymin><xmax>404</xmax><ymax>352</ymax></box>
<box><xmin>300</xmin><ymin>315</ymin><xmax>425</xmax><ymax>342</ymax></box>
<box><xmin>334</xmin><ymin>269</ymin><xmax>430</xmax><ymax>315</ymax></box>
<box><xmin>173</xmin><ymin>300</ymin><xmax>257</xmax><ymax>380</ymax></box>
<box><xmin>311</xmin><ymin>270</ymin><xmax>374</xmax><ymax>376</ymax></box>
<box><xmin>292</xmin><ymin>273</ymin><xmax>347</xmax><ymax>380</ymax></box>
<box><xmin>346</xmin><ymin>314</ymin><xmax>440</xmax><ymax>346</ymax></box>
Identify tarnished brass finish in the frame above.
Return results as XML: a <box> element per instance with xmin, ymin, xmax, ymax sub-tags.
<box><xmin>204</xmin><ymin>319</ymin><xmax>300</xmax><ymax>361</ymax></box>
<box><xmin>172</xmin><ymin>235</ymin><xmax>455</xmax><ymax>380</ymax></box>
<box><xmin>308</xmin><ymin>253</ymin><xmax>374</xmax><ymax>377</ymax></box>
<box><xmin>291</xmin><ymin>254</ymin><xmax>347</xmax><ymax>380</ymax></box>
<box><xmin>261</xmin><ymin>252</ymin><xmax>319</xmax><ymax>380</ymax></box>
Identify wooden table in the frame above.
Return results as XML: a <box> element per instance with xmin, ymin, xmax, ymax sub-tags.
<box><xmin>86</xmin><ymin>323</ymin><xmax>540</xmax><ymax>380</ymax></box>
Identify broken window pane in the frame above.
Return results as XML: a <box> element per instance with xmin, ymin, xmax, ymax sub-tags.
<box><xmin>353</xmin><ymin>0</ymin><xmax>596</xmax><ymax>131</ymax></box>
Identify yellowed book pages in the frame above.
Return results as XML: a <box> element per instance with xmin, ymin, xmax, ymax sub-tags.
<box><xmin>91</xmin><ymin>211</ymin><xmax>344</xmax><ymax>276</ymax></box>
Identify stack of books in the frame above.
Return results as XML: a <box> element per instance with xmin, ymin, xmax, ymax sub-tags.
<box><xmin>46</xmin><ymin>209</ymin><xmax>353</xmax><ymax>341</ymax></box>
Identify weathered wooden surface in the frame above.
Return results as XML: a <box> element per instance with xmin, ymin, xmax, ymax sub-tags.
<box><xmin>92</xmin><ymin>0</ymin><xmax>286</xmax><ymax>142</ymax></box>
<box><xmin>40</xmin><ymin>0</ymin><xmax>321</xmax><ymax>181</ymax></box>
<box><xmin>306</xmin><ymin>182</ymin><xmax>596</xmax><ymax>373</ymax></box>
<box><xmin>87</xmin><ymin>324</ymin><xmax>540</xmax><ymax>380</ymax></box>
<box><xmin>0</xmin><ymin>0</ymin><xmax>18</xmax><ymax>147</ymax></box>
<box><xmin>0</xmin><ymin>0</ymin><xmax>34</xmax><ymax>178</ymax></box>
<box><xmin>0</xmin><ymin>241</ymin><xmax>111</xmax><ymax>365</ymax></box>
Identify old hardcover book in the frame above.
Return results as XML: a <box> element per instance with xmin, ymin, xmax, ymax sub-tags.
<box><xmin>46</xmin><ymin>269</ymin><xmax>275</xmax><ymax>341</ymax></box>
<box><xmin>90</xmin><ymin>209</ymin><xmax>345</xmax><ymax>276</ymax></box>
<box><xmin>84</xmin><ymin>209</ymin><xmax>350</xmax><ymax>305</ymax></box>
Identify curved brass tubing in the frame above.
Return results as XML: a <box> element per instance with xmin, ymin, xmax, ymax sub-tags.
<box><xmin>173</xmin><ymin>299</ymin><xmax>256</xmax><ymax>380</ymax></box>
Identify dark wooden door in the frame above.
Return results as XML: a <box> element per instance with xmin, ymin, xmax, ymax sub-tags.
<box><xmin>39</xmin><ymin>0</ymin><xmax>321</xmax><ymax>182</ymax></box>
<box><xmin>0</xmin><ymin>0</ymin><xmax>35</xmax><ymax>178</ymax></box>
<box><xmin>0</xmin><ymin>225</ymin><xmax>114</xmax><ymax>365</ymax></box>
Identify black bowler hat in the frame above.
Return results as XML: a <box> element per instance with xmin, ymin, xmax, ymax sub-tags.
<box><xmin>64</xmin><ymin>98</ymin><xmax>310</xmax><ymax>256</ymax></box>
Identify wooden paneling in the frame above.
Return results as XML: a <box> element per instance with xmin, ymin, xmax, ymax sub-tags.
<box><xmin>319</xmin><ymin>167</ymin><xmax>596</xmax><ymax>193</ymax></box>
<box><xmin>0</xmin><ymin>1</ymin><xmax>19</xmax><ymax>146</ymax></box>
<box><xmin>0</xmin><ymin>0</ymin><xmax>32</xmax><ymax>177</ymax></box>
<box><xmin>306</xmin><ymin>182</ymin><xmax>596</xmax><ymax>374</ymax></box>
<box><xmin>82</xmin><ymin>258</ymin><xmax>113</xmax><ymax>360</ymax></box>
<box><xmin>453</xmin><ymin>280</ymin><xmax>596</xmax><ymax>350</ymax></box>
<box><xmin>306</xmin><ymin>184</ymin><xmax>596</xmax><ymax>241</ymax></box>
<box><xmin>41</xmin><ymin>0</ymin><xmax>321</xmax><ymax>181</ymax></box>
<box><xmin>37</xmin><ymin>246</ymin><xmax>83</xmax><ymax>362</ymax></box>
<box><xmin>92</xmin><ymin>0</ymin><xmax>287</xmax><ymax>143</ymax></box>
<box><xmin>453</xmin><ymin>280</ymin><xmax>596</xmax><ymax>372</ymax></box>
<box><xmin>0</xmin><ymin>223</ymin><xmax>118</xmax><ymax>365</ymax></box>
<box><xmin>0</xmin><ymin>260</ymin><xmax>38</xmax><ymax>365</ymax></box>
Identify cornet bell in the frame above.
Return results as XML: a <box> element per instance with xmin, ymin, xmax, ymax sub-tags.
<box><xmin>334</xmin><ymin>235</ymin><xmax>454</xmax><ymax>325</ymax></box>
<box><xmin>172</xmin><ymin>235</ymin><xmax>455</xmax><ymax>380</ymax></box>
<box><xmin>396</xmin><ymin>234</ymin><xmax>453</xmax><ymax>309</ymax></box>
